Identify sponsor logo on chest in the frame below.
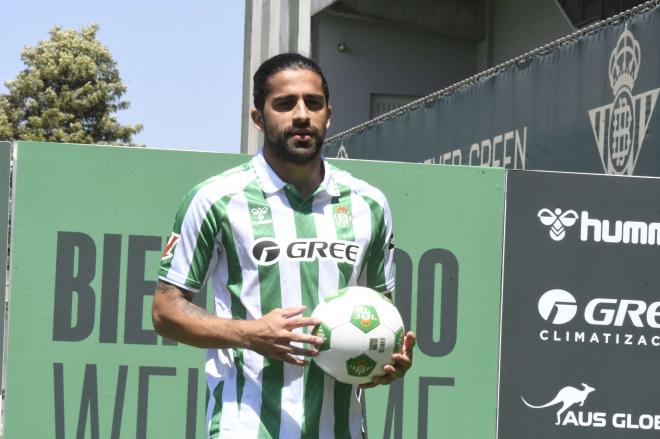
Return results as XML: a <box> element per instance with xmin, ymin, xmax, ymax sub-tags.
<box><xmin>251</xmin><ymin>237</ymin><xmax>363</xmax><ymax>266</ymax></box>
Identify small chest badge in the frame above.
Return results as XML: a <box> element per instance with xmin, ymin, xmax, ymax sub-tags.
<box><xmin>251</xmin><ymin>206</ymin><xmax>272</xmax><ymax>225</ymax></box>
<box><xmin>334</xmin><ymin>205</ymin><xmax>352</xmax><ymax>227</ymax></box>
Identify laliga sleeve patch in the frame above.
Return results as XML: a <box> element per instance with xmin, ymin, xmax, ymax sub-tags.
<box><xmin>162</xmin><ymin>233</ymin><xmax>181</xmax><ymax>260</ymax></box>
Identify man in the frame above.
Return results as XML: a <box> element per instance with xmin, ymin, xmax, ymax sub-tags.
<box><xmin>152</xmin><ymin>53</ymin><xmax>415</xmax><ymax>438</ymax></box>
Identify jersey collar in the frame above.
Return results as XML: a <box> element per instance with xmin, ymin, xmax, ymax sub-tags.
<box><xmin>252</xmin><ymin>150</ymin><xmax>340</xmax><ymax>197</ymax></box>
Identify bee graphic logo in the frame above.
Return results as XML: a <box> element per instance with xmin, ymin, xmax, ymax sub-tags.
<box><xmin>251</xmin><ymin>207</ymin><xmax>272</xmax><ymax>225</ymax></box>
<box><xmin>537</xmin><ymin>208</ymin><xmax>578</xmax><ymax>241</ymax></box>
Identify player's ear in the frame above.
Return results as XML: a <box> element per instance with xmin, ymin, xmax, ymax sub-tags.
<box><xmin>325</xmin><ymin>105</ymin><xmax>332</xmax><ymax>129</ymax></box>
<box><xmin>251</xmin><ymin>108</ymin><xmax>264</xmax><ymax>132</ymax></box>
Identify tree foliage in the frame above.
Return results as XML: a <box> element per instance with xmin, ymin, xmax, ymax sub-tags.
<box><xmin>0</xmin><ymin>24</ymin><xmax>142</xmax><ymax>145</ymax></box>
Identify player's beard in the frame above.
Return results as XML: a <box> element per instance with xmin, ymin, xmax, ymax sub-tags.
<box><xmin>263</xmin><ymin>123</ymin><xmax>326</xmax><ymax>165</ymax></box>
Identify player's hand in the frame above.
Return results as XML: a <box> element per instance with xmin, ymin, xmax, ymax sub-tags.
<box><xmin>244</xmin><ymin>306</ymin><xmax>324</xmax><ymax>366</ymax></box>
<box><xmin>359</xmin><ymin>331</ymin><xmax>416</xmax><ymax>389</ymax></box>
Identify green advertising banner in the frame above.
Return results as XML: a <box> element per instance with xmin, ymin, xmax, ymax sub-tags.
<box><xmin>3</xmin><ymin>142</ymin><xmax>504</xmax><ymax>438</ymax></box>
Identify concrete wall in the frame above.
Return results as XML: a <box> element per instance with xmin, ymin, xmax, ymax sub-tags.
<box><xmin>312</xmin><ymin>11</ymin><xmax>476</xmax><ymax>136</ymax></box>
<box><xmin>476</xmin><ymin>0</ymin><xmax>573</xmax><ymax>69</ymax></box>
<box><xmin>311</xmin><ymin>0</ymin><xmax>572</xmax><ymax>136</ymax></box>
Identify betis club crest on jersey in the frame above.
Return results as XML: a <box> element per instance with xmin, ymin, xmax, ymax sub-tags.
<box><xmin>588</xmin><ymin>25</ymin><xmax>659</xmax><ymax>175</ymax></box>
<box><xmin>334</xmin><ymin>205</ymin><xmax>352</xmax><ymax>227</ymax></box>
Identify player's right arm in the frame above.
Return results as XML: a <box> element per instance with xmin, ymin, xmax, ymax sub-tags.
<box><xmin>154</xmin><ymin>182</ymin><xmax>322</xmax><ymax>365</ymax></box>
<box><xmin>152</xmin><ymin>280</ymin><xmax>323</xmax><ymax>365</ymax></box>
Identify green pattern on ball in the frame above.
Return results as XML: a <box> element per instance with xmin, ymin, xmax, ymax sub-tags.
<box><xmin>312</xmin><ymin>323</ymin><xmax>332</xmax><ymax>352</ymax></box>
<box><xmin>394</xmin><ymin>327</ymin><xmax>404</xmax><ymax>353</ymax></box>
<box><xmin>350</xmin><ymin>304</ymin><xmax>380</xmax><ymax>333</ymax></box>
<box><xmin>346</xmin><ymin>353</ymin><xmax>377</xmax><ymax>377</ymax></box>
<box><xmin>323</xmin><ymin>288</ymin><xmax>348</xmax><ymax>303</ymax></box>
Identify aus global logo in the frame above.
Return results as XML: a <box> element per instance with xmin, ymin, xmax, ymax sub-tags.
<box><xmin>522</xmin><ymin>383</ymin><xmax>596</xmax><ymax>426</ymax></box>
<box><xmin>588</xmin><ymin>25</ymin><xmax>659</xmax><ymax>175</ymax></box>
<box><xmin>521</xmin><ymin>382</ymin><xmax>660</xmax><ymax>431</ymax></box>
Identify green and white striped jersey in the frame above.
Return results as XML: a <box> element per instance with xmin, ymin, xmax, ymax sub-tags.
<box><xmin>158</xmin><ymin>151</ymin><xmax>394</xmax><ymax>439</ymax></box>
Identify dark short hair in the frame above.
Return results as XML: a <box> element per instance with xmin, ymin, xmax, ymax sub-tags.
<box><xmin>253</xmin><ymin>53</ymin><xmax>330</xmax><ymax>111</ymax></box>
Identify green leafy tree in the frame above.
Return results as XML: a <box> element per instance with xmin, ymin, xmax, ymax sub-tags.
<box><xmin>0</xmin><ymin>24</ymin><xmax>142</xmax><ymax>145</ymax></box>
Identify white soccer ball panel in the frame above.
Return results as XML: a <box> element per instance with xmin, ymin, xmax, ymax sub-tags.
<box><xmin>329</xmin><ymin>322</ymin><xmax>370</xmax><ymax>354</ymax></box>
<box><xmin>374</xmin><ymin>299</ymin><xmax>405</xmax><ymax>333</ymax></box>
<box><xmin>311</xmin><ymin>296</ymin><xmax>350</xmax><ymax>329</ymax></box>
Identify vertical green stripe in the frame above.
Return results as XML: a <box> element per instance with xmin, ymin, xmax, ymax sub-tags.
<box><xmin>333</xmin><ymin>184</ymin><xmax>357</xmax><ymax>288</ymax></box>
<box><xmin>185</xmin><ymin>205</ymin><xmax>220</xmax><ymax>288</ymax></box>
<box><xmin>219</xmin><ymin>202</ymin><xmax>247</xmax><ymax>409</ymax></box>
<box><xmin>331</xmin><ymin>184</ymin><xmax>358</xmax><ymax>438</ymax></box>
<box><xmin>283</xmin><ymin>189</ymin><xmax>324</xmax><ymax>437</ymax></box>
<box><xmin>244</xmin><ymin>181</ymin><xmax>283</xmax><ymax>439</ymax></box>
<box><xmin>362</xmin><ymin>195</ymin><xmax>387</xmax><ymax>290</ymax></box>
<box><xmin>301</xmin><ymin>362</ymin><xmax>325</xmax><ymax>439</ymax></box>
<box><xmin>233</xmin><ymin>349</ymin><xmax>245</xmax><ymax>408</ymax></box>
<box><xmin>219</xmin><ymin>202</ymin><xmax>247</xmax><ymax>319</ymax></box>
<box><xmin>333</xmin><ymin>382</ymin><xmax>353</xmax><ymax>439</ymax></box>
<box><xmin>208</xmin><ymin>381</ymin><xmax>225</xmax><ymax>439</ymax></box>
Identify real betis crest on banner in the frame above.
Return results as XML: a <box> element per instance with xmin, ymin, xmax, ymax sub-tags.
<box><xmin>588</xmin><ymin>25</ymin><xmax>659</xmax><ymax>175</ymax></box>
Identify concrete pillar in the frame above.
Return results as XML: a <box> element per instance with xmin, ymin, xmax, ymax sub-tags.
<box><xmin>241</xmin><ymin>0</ymin><xmax>312</xmax><ymax>154</ymax></box>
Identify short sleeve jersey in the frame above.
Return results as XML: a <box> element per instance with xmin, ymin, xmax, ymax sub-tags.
<box><xmin>158</xmin><ymin>151</ymin><xmax>394</xmax><ymax>439</ymax></box>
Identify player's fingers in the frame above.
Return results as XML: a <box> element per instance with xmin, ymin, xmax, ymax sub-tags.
<box><xmin>391</xmin><ymin>353</ymin><xmax>412</xmax><ymax>370</ymax></box>
<box><xmin>280</xmin><ymin>354</ymin><xmax>308</xmax><ymax>366</ymax></box>
<box><xmin>402</xmin><ymin>332</ymin><xmax>416</xmax><ymax>355</ymax></box>
<box><xmin>287</xmin><ymin>345</ymin><xmax>319</xmax><ymax>357</ymax></box>
<box><xmin>383</xmin><ymin>363</ymin><xmax>405</xmax><ymax>378</ymax></box>
<box><xmin>287</xmin><ymin>316</ymin><xmax>321</xmax><ymax>329</ymax></box>
<box><xmin>280</xmin><ymin>306</ymin><xmax>307</xmax><ymax>318</ymax></box>
<box><xmin>386</xmin><ymin>354</ymin><xmax>412</xmax><ymax>376</ymax></box>
<box><xmin>359</xmin><ymin>381</ymin><xmax>379</xmax><ymax>389</ymax></box>
<box><xmin>370</xmin><ymin>373</ymin><xmax>395</xmax><ymax>385</ymax></box>
<box><xmin>288</xmin><ymin>331</ymin><xmax>325</xmax><ymax>346</ymax></box>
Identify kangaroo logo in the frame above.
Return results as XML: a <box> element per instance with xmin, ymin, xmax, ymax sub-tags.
<box><xmin>538</xmin><ymin>208</ymin><xmax>578</xmax><ymax>241</ymax></box>
<box><xmin>521</xmin><ymin>383</ymin><xmax>596</xmax><ymax>425</ymax></box>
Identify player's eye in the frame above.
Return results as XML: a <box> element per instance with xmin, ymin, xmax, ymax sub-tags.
<box><xmin>272</xmin><ymin>98</ymin><xmax>296</xmax><ymax>111</ymax></box>
<box><xmin>304</xmin><ymin>97</ymin><xmax>325</xmax><ymax>111</ymax></box>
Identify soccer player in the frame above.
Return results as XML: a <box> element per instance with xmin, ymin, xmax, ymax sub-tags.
<box><xmin>152</xmin><ymin>53</ymin><xmax>416</xmax><ymax>438</ymax></box>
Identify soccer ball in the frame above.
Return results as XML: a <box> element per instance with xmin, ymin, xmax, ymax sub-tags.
<box><xmin>311</xmin><ymin>286</ymin><xmax>405</xmax><ymax>385</ymax></box>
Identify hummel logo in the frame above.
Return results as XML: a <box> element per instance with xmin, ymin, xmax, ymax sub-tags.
<box><xmin>538</xmin><ymin>208</ymin><xmax>578</xmax><ymax>241</ymax></box>
<box><xmin>251</xmin><ymin>207</ymin><xmax>268</xmax><ymax>220</ymax></box>
<box><xmin>251</xmin><ymin>206</ymin><xmax>272</xmax><ymax>225</ymax></box>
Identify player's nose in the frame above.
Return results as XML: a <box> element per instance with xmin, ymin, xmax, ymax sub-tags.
<box><xmin>292</xmin><ymin>98</ymin><xmax>310</xmax><ymax>121</ymax></box>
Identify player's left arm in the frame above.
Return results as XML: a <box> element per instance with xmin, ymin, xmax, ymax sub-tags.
<box><xmin>361</xmin><ymin>196</ymin><xmax>416</xmax><ymax>388</ymax></box>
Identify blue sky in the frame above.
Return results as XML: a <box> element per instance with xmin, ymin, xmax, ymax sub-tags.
<box><xmin>0</xmin><ymin>0</ymin><xmax>245</xmax><ymax>153</ymax></box>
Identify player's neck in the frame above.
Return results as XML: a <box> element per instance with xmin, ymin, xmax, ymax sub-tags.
<box><xmin>263</xmin><ymin>148</ymin><xmax>324</xmax><ymax>200</ymax></box>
